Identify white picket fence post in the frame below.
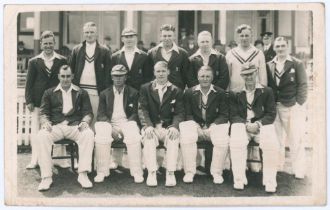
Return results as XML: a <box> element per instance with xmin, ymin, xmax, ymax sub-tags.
<box><xmin>17</xmin><ymin>89</ymin><xmax>32</xmax><ymax>147</ymax></box>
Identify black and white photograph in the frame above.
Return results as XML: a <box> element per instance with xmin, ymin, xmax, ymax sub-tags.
<box><xmin>3</xmin><ymin>2</ymin><xmax>326</xmax><ymax>206</ymax></box>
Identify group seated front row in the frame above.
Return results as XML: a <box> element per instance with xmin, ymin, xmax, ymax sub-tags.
<box><xmin>35</xmin><ymin>61</ymin><xmax>279</xmax><ymax>193</ymax></box>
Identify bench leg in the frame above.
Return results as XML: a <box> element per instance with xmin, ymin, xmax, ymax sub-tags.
<box><xmin>204</xmin><ymin>145</ymin><xmax>213</xmax><ymax>175</ymax></box>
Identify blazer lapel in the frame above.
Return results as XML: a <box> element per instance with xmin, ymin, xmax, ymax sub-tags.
<box><xmin>192</xmin><ymin>90</ymin><xmax>203</xmax><ymax>119</ymax></box>
<box><xmin>130</xmin><ymin>52</ymin><xmax>139</xmax><ymax>71</ymax></box>
<box><xmin>279</xmin><ymin>60</ymin><xmax>294</xmax><ymax>87</ymax></box>
<box><xmin>208</xmin><ymin>54</ymin><xmax>217</xmax><ymax>67</ymax></box>
<box><xmin>160</xmin><ymin>86</ymin><xmax>172</xmax><ymax>108</ymax></box>
<box><xmin>123</xmin><ymin>87</ymin><xmax>128</xmax><ymax>109</ymax></box>
<box><xmin>206</xmin><ymin>90</ymin><xmax>217</xmax><ymax>108</ymax></box>
<box><xmin>239</xmin><ymin>91</ymin><xmax>247</xmax><ymax>110</ymax></box>
<box><xmin>36</xmin><ymin>58</ymin><xmax>50</xmax><ymax>78</ymax></box>
<box><xmin>93</xmin><ymin>42</ymin><xmax>100</xmax><ymax>65</ymax></box>
<box><xmin>108</xmin><ymin>88</ymin><xmax>114</xmax><ymax>115</ymax></box>
<box><xmin>119</xmin><ymin>51</ymin><xmax>129</xmax><ymax>69</ymax></box>
<box><xmin>251</xmin><ymin>89</ymin><xmax>262</xmax><ymax>107</ymax></box>
<box><xmin>150</xmin><ymin>83</ymin><xmax>161</xmax><ymax>106</ymax></box>
<box><xmin>168</xmin><ymin>50</ymin><xmax>180</xmax><ymax>66</ymax></box>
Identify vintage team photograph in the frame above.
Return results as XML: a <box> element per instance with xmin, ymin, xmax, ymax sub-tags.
<box><xmin>4</xmin><ymin>2</ymin><xmax>326</xmax><ymax>206</ymax></box>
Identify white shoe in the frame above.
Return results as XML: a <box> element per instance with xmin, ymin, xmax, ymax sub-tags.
<box><xmin>213</xmin><ymin>174</ymin><xmax>224</xmax><ymax>184</ymax></box>
<box><xmin>165</xmin><ymin>171</ymin><xmax>176</xmax><ymax>187</ymax></box>
<box><xmin>78</xmin><ymin>173</ymin><xmax>93</xmax><ymax>188</ymax></box>
<box><xmin>234</xmin><ymin>182</ymin><xmax>244</xmax><ymax>190</ymax></box>
<box><xmin>26</xmin><ymin>163</ymin><xmax>38</xmax><ymax>169</ymax></box>
<box><xmin>295</xmin><ymin>173</ymin><xmax>305</xmax><ymax>179</ymax></box>
<box><xmin>53</xmin><ymin>160</ymin><xmax>71</xmax><ymax>169</ymax></box>
<box><xmin>146</xmin><ymin>171</ymin><xmax>157</xmax><ymax>187</ymax></box>
<box><xmin>133</xmin><ymin>175</ymin><xmax>144</xmax><ymax>183</ymax></box>
<box><xmin>38</xmin><ymin>177</ymin><xmax>53</xmax><ymax>191</ymax></box>
<box><xmin>265</xmin><ymin>184</ymin><xmax>276</xmax><ymax>193</ymax></box>
<box><xmin>94</xmin><ymin>173</ymin><xmax>107</xmax><ymax>183</ymax></box>
<box><xmin>183</xmin><ymin>173</ymin><xmax>194</xmax><ymax>183</ymax></box>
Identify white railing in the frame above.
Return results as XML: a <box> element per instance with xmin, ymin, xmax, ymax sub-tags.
<box><xmin>17</xmin><ymin>88</ymin><xmax>33</xmax><ymax>146</ymax></box>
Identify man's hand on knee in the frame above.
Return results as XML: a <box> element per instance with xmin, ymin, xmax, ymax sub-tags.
<box><xmin>167</xmin><ymin>127</ymin><xmax>179</xmax><ymax>140</ymax></box>
<box><xmin>41</xmin><ymin>122</ymin><xmax>52</xmax><ymax>132</ymax></box>
<box><xmin>78</xmin><ymin>121</ymin><xmax>89</xmax><ymax>132</ymax></box>
<box><xmin>246</xmin><ymin>122</ymin><xmax>259</xmax><ymax>134</ymax></box>
<box><xmin>144</xmin><ymin>126</ymin><xmax>155</xmax><ymax>139</ymax></box>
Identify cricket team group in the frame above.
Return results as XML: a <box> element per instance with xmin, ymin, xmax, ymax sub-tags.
<box><xmin>24</xmin><ymin>21</ymin><xmax>308</xmax><ymax>193</ymax></box>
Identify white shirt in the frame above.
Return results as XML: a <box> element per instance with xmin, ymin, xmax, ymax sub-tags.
<box><xmin>195</xmin><ymin>84</ymin><xmax>217</xmax><ymax>121</ymax></box>
<box><xmin>154</xmin><ymin>81</ymin><xmax>172</xmax><ymax>103</ymax></box>
<box><xmin>242</xmin><ymin>83</ymin><xmax>263</xmax><ymax>121</ymax></box>
<box><xmin>158</xmin><ymin>42</ymin><xmax>179</xmax><ymax>61</ymax></box>
<box><xmin>120</xmin><ymin>47</ymin><xmax>141</xmax><ymax>70</ymax></box>
<box><xmin>272</xmin><ymin>55</ymin><xmax>293</xmax><ymax>85</ymax></box>
<box><xmin>264</xmin><ymin>44</ymin><xmax>271</xmax><ymax>51</ymax></box>
<box><xmin>36</xmin><ymin>51</ymin><xmax>61</xmax><ymax>70</ymax></box>
<box><xmin>111</xmin><ymin>86</ymin><xmax>128</xmax><ymax>124</ymax></box>
<box><xmin>86</xmin><ymin>41</ymin><xmax>96</xmax><ymax>58</ymax></box>
<box><xmin>54</xmin><ymin>84</ymin><xmax>79</xmax><ymax>115</ymax></box>
<box><xmin>192</xmin><ymin>48</ymin><xmax>218</xmax><ymax>66</ymax></box>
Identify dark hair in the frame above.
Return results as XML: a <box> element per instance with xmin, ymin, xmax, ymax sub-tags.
<box><xmin>154</xmin><ymin>61</ymin><xmax>168</xmax><ymax>70</ymax></box>
<box><xmin>254</xmin><ymin>39</ymin><xmax>264</xmax><ymax>46</ymax></box>
<box><xmin>160</xmin><ymin>24</ymin><xmax>175</xmax><ymax>32</ymax></box>
<box><xmin>197</xmin><ymin>65</ymin><xmax>214</xmax><ymax>76</ymax></box>
<box><xmin>59</xmin><ymin>65</ymin><xmax>72</xmax><ymax>73</ymax></box>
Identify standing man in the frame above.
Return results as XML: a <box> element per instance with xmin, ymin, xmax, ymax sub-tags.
<box><xmin>179</xmin><ymin>66</ymin><xmax>230</xmax><ymax>184</ymax></box>
<box><xmin>111</xmin><ymin>28</ymin><xmax>153</xmax><ymax>90</ymax></box>
<box><xmin>36</xmin><ymin>65</ymin><xmax>95</xmax><ymax>191</ymax></box>
<box><xmin>94</xmin><ymin>65</ymin><xmax>144</xmax><ymax>183</ymax></box>
<box><xmin>188</xmin><ymin>31</ymin><xmax>229</xmax><ymax>90</ymax></box>
<box><xmin>148</xmin><ymin>24</ymin><xmax>190</xmax><ymax>90</ymax></box>
<box><xmin>261</xmin><ymin>32</ymin><xmax>276</xmax><ymax>62</ymax></box>
<box><xmin>138</xmin><ymin>61</ymin><xmax>184</xmax><ymax>187</ymax></box>
<box><xmin>226</xmin><ymin>24</ymin><xmax>267</xmax><ymax>92</ymax></box>
<box><xmin>230</xmin><ymin>63</ymin><xmax>279</xmax><ymax>192</ymax></box>
<box><xmin>25</xmin><ymin>30</ymin><xmax>68</xmax><ymax>169</ymax></box>
<box><xmin>267</xmin><ymin>37</ymin><xmax>308</xmax><ymax>178</ymax></box>
<box><xmin>70</xmin><ymin>22</ymin><xmax>111</xmax><ymax>125</ymax></box>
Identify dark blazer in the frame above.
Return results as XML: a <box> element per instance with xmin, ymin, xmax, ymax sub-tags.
<box><xmin>138</xmin><ymin>81</ymin><xmax>185</xmax><ymax>129</ymax></box>
<box><xmin>147</xmin><ymin>45</ymin><xmax>190</xmax><ymax>90</ymax></box>
<box><xmin>70</xmin><ymin>41</ymin><xmax>111</xmax><ymax>94</ymax></box>
<box><xmin>25</xmin><ymin>54</ymin><xmax>67</xmax><ymax>107</ymax></box>
<box><xmin>266</xmin><ymin>56</ymin><xmax>307</xmax><ymax>107</ymax></box>
<box><xmin>111</xmin><ymin>49</ymin><xmax>153</xmax><ymax>90</ymax></box>
<box><xmin>39</xmin><ymin>85</ymin><xmax>93</xmax><ymax>126</ymax></box>
<box><xmin>264</xmin><ymin>44</ymin><xmax>276</xmax><ymax>62</ymax></box>
<box><xmin>230</xmin><ymin>86</ymin><xmax>276</xmax><ymax>125</ymax></box>
<box><xmin>184</xmin><ymin>85</ymin><xmax>229</xmax><ymax>128</ymax></box>
<box><xmin>97</xmin><ymin>85</ymin><xmax>139</xmax><ymax>123</ymax></box>
<box><xmin>188</xmin><ymin>51</ymin><xmax>229</xmax><ymax>89</ymax></box>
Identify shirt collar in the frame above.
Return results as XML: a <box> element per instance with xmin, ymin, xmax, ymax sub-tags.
<box><xmin>271</xmin><ymin>55</ymin><xmax>293</xmax><ymax>64</ymax></box>
<box><xmin>153</xmin><ymin>80</ymin><xmax>172</xmax><ymax>90</ymax></box>
<box><xmin>86</xmin><ymin>41</ymin><xmax>96</xmax><ymax>48</ymax></box>
<box><xmin>120</xmin><ymin>46</ymin><xmax>141</xmax><ymax>54</ymax></box>
<box><xmin>195</xmin><ymin>84</ymin><xmax>217</xmax><ymax>95</ymax></box>
<box><xmin>194</xmin><ymin>48</ymin><xmax>218</xmax><ymax>57</ymax></box>
<box><xmin>158</xmin><ymin>42</ymin><xmax>179</xmax><ymax>53</ymax></box>
<box><xmin>54</xmin><ymin>84</ymin><xmax>79</xmax><ymax>92</ymax></box>
<box><xmin>36</xmin><ymin>51</ymin><xmax>61</xmax><ymax>61</ymax></box>
<box><xmin>242</xmin><ymin>83</ymin><xmax>263</xmax><ymax>92</ymax></box>
<box><xmin>113</xmin><ymin>86</ymin><xmax>125</xmax><ymax>94</ymax></box>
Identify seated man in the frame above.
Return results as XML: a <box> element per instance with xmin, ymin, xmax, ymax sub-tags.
<box><xmin>230</xmin><ymin>63</ymin><xmax>279</xmax><ymax>192</ymax></box>
<box><xmin>94</xmin><ymin>64</ymin><xmax>143</xmax><ymax>183</ymax></box>
<box><xmin>36</xmin><ymin>65</ymin><xmax>95</xmax><ymax>191</ymax></box>
<box><xmin>179</xmin><ymin>66</ymin><xmax>230</xmax><ymax>184</ymax></box>
<box><xmin>138</xmin><ymin>61</ymin><xmax>184</xmax><ymax>187</ymax></box>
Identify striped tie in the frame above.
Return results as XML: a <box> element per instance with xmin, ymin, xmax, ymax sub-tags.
<box><xmin>247</xmin><ymin>102</ymin><xmax>252</xmax><ymax>111</ymax></box>
<box><xmin>45</xmin><ymin>67</ymin><xmax>51</xmax><ymax>77</ymax></box>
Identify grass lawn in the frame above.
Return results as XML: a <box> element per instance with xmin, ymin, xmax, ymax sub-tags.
<box><xmin>17</xmin><ymin>149</ymin><xmax>312</xmax><ymax>198</ymax></box>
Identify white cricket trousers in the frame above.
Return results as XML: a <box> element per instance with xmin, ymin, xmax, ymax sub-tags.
<box><xmin>230</xmin><ymin>123</ymin><xmax>279</xmax><ymax>187</ymax></box>
<box><xmin>179</xmin><ymin>121</ymin><xmax>230</xmax><ymax>177</ymax></box>
<box><xmin>35</xmin><ymin>124</ymin><xmax>95</xmax><ymax>178</ymax></box>
<box><xmin>29</xmin><ymin>107</ymin><xmax>67</xmax><ymax>165</ymax></box>
<box><xmin>275</xmin><ymin>103</ymin><xmax>306</xmax><ymax>177</ymax></box>
<box><xmin>142</xmin><ymin>127</ymin><xmax>179</xmax><ymax>172</ymax></box>
<box><xmin>94</xmin><ymin>121</ymin><xmax>143</xmax><ymax>177</ymax></box>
